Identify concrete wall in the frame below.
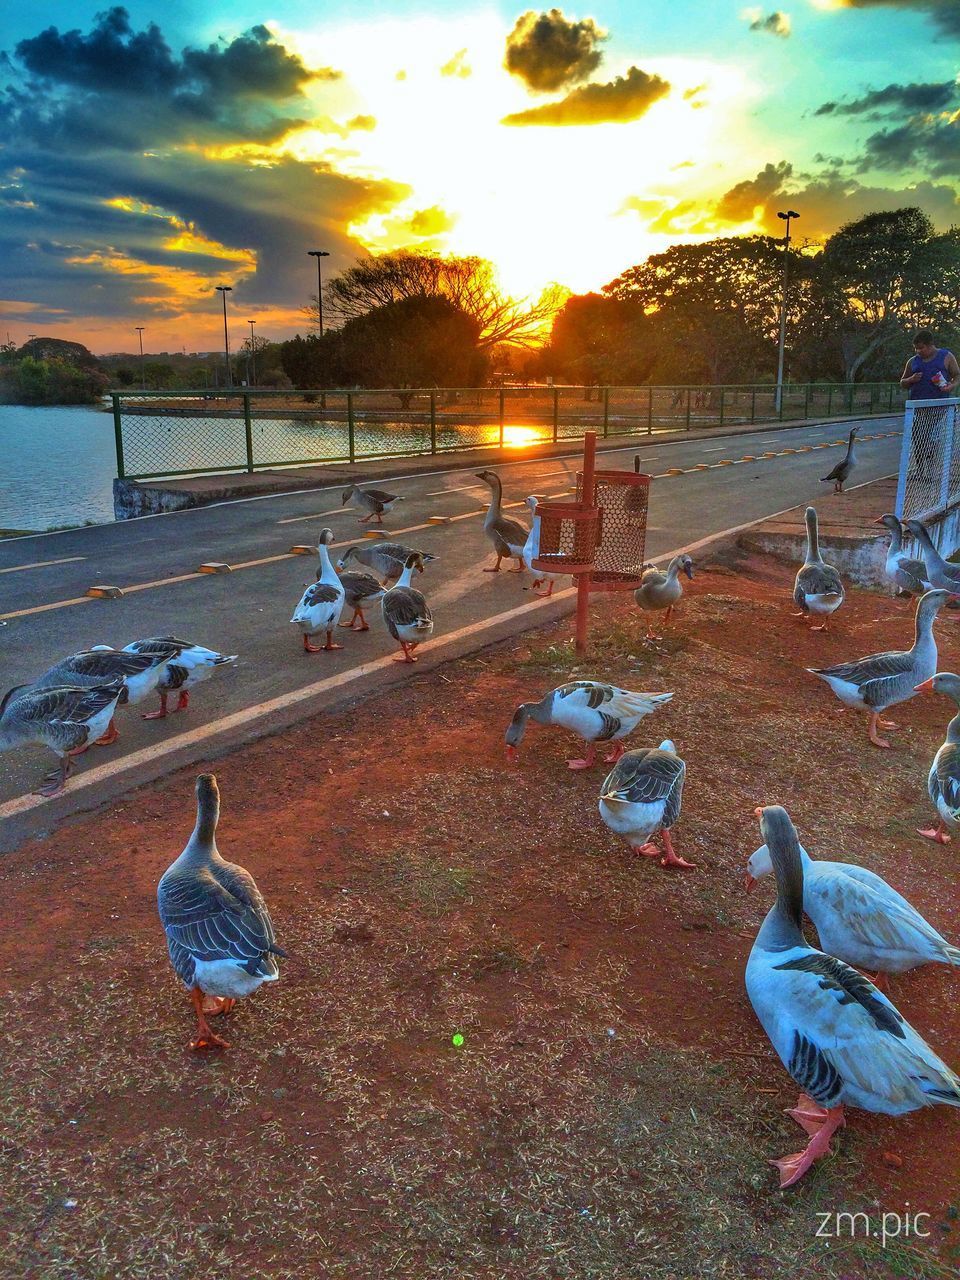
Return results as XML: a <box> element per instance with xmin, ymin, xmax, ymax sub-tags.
<box><xmin>113</xmin><ymin>478</ymin><xmax>205</xmax><ymax>520</ymax></box>
<box><xmin>740</xmin><ymin>528</ymin><xmax>890</xmax><ymax>590</ymax></box>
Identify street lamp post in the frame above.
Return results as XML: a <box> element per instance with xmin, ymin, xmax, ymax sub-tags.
<box><xmin>215</xmin><ymin>285</ymin><xmax>233</xmax><ymax>389</ymax></box>
<box><xmin>247</xmin><ymin>319</ymin><xmax>256</xmax><ymax>386</ymax></box>
<box><xmin>135</xmin><ymin>326</ymin><xmax>145</xmax><ymax>390</ymax></box>
<box><xmin>307</xmin><ymin>250</ymin><xmax>330</xmax><ymax>335</ymax></box>
<box><xmin>775</xmin><ymin>210</ymin><xmax>799</xmax><ymax>416</ymax></box>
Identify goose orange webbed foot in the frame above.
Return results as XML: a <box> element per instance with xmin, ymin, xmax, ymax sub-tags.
<box><xmin>772</xmin><ymin>1098</ymin><xmax>845</xmax><ymax>1188</ymax></box>
<box><xmin>659</xmin><ymin>830</ymin><xmax>695</xmax><ymax>870</ymax></box>
<box><xmin>917</xmin><ymin>823</ymin><xmax>951</xmax><ymax>844</ymax></box>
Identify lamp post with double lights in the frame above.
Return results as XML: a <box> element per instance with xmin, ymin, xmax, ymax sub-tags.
<box><xmin>307</xmin><ymin>250</ymin><xmax>330</xmax><ymax>335</ymax></box>
<box><xmin>215</xmin><ymin>285</ymin><xmax>233</xmax><ymax>388</ymax></box>
<box><xmin>774</xmin><ymin>210</ymin><xmax>799</xmax><ymax>415</ymax></box>
<box><xmin>135</xmin><ymin>326</ymin><xmax>146</xmax><ymax>390</ymax></box>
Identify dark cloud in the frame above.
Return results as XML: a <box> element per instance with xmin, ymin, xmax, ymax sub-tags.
<box><xmin>861</xmin><ymin>113</ymin><xmax>960</xmax><ymax>176</ymax></box>
<box><xmin>756</xmin><ymin>173</ymin><xmax>960</xmax><ymax>240</ymax></box>
<box><xmin>743</xmin><ymin>10</ymin><xmax>792</xmax><ymax>38</ymax></box>
<box><xmin>815</xmin><ymin>80</ymin><xmax>958</xmax><ymax>116</ymax></box>
<box><xmin>834</xmin><ymin>0</ymin><xmax>960</xmax><ymax>37</ymax></box>
<box><xmin>504</xmin><ymin>9</ymin><xmax>605</xmax><ymax>93</ymax></box>
<box><xmin>501</xmin><ymin>65</ymin><xmax>669</xmax><ymax>126</ymax></box>
<box><xmin>714</xmin><ymin>161</ymin><xmax>793</xmax><ymax>222</ymax></box>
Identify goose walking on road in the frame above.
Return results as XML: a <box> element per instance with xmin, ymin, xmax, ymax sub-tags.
<box><xmin>337</xmin><ymin>570</ymin><xmax>385</xmax><ymax>631</ymax></box>
<box><xmin>505</xmin><ymin>682</ymin><xmax>673</xmax><ymax>769</ymax></box>
<box><xmin>342</xmin><ymin>483</ymin><xmax>404</xmax><ymax>525</ymax></box>
<box><xmin>158</xmin><ymin>775</ymin><xmax>285</xmax><ymax>1051</ymax></box>
<box><xmin>746</xmin><ymin>806</ymin><xmax>960</xmax><ymax>1189</ymax></box>
<box><xmin>476</xmin><ymin>469</ymin><xmax>528</xmax><ymax>572</ymax></box>
<box><xmin>807</xmin><ymin>589</ymin><xmax>951</xmax><ymax>747</ymax></box>
<box><xmin>874</xmin><ymin>514</ymin><xmax>930</xmax><ymax>597</ymax></box>
<box><xmin>120</xmin><ymin>637</ymin><xmax>237</xmax><ymax>719</ymax></box>
<box><xmin>337</xmin><ymin>542</ymin><xmax>436</xmax><ymax>585</ymax></box>
<box><xmin>914</xmin><ymin>671</ymin><xmax>960</xmax><ymax>844</ymax></box>
<box><xmin>0</xmin><ymin>679</ymin><xmax>124</xmax><ymax>796</ymax></box>
<box><xmin>598</xmin><ymin>740</ymin><xmax>693</xmax><ymax>869</ymax></box>
<box><xmin>820</xmin><ymin>426</ymin><xmax>859</xmax><ymax>493</ymax></box>
<box><xmin>793</xmin><ymin>507</ymin><xmax>844</xmax><ymax>630</ymax></box>
<box><xmin>291</xmin><ymin>529</ymin><xmax>346</xmax><ymax>653</ymax></box>
<box><xmin>382</xmin><ymin>553</ymin><xmax>434</xmax><ymax>662</ymax></box>
<box><xmin>34</xmin><ymin>647</ymin><xmax>175</xmax><ymax>745</ymax></box>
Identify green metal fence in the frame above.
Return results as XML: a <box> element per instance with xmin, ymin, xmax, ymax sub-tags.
<box><xmin>110</xmin><ymin>382</ymin><xmax>903</xmax><ymax>480</ymax></box>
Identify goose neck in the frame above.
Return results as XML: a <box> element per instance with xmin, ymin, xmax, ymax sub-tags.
<box><xmin>317</xmin><ymin>541</ymin><xmax>337</xmax><ymax>584</ymax></box>
<box><xmin>804</xmin><ymin>511</ymin><xmax>821</xmax><ymax>563</ymax></box>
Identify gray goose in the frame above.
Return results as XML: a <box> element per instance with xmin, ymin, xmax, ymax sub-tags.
<box><xmin>874</xmin><ymin>514</ymin><xmax>930</xmax><ymax>597</ymax></box>
<box><xmin>598</xmin><ymin>739</ymin><xmax>693</xmax><ymax>869</ymax></box>
<box><xmin>381</xmin><ymin>553</ymin><xmax>433</xmax><ymax>663</ymax></box>
<box><xmin>158</xmin><ymin>774</ymin><xmax>285</xmax><ymax>1051</ymax></box>
<box><xmin>118</xmin><ymin>637</ymin><xmax>237</xmax><ymax>718</ymax></box>
<box><xmin>336</xmin><ymin>570</ymin><xmax>385</xmax><ymax>631</ymax></box>
<box><xmin>793</xmin><ymin>507</ymin><xmax>844</xmax><ymax>630</ymax></box>
<box><xmin>746</xmin><ymin>805</ymin><xmax>960</xmax><ymax>1190</ymax></box>
<box><xmin>634</xmin><ymin>555</ymin><xmax>694</xmax><ymax>637</ymax></box>
<box><xmin>0</xmin><ymin>678</ymin><xmax>124</xmax><ymax>796</ymax></box>
<box><xmin>33</xmin><ymin>647</ymin><xmax>175</xmax><ymax>744</ymax></box>
<box><xmin>338</xmin><ymin>542</ymin><xmax>437</xmax><ymax>584</ymax></box>
<box><xmin>807</xmin><ymin>588</ymin><xmax>951</xmax><ymax>747</ymax></box>
<box><xmin>914</xmin><ymin>671</ymin><xmax>960</xmax><ymax>844</ymax></box>
<box><xmin>341</xmin><ymin>483</ymin><xmax>404</xmax><ymax>524</ymax></box>
<box><xmin>476</xmin><ymin>469</ymin><xmax>528</xmax><ymax>572</ymax></box>
<box><xmin>820</xmin><ymin>425</ymin><xmax>859</xmax><ymax>493</ymax></box>
<box><xmin>903</xmin><ymin>519</ymin><xmax>960</xmax><ymax>594</ymax></box>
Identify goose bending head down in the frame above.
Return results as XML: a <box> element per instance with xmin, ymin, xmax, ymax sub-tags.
<box><xmin>290</xmin><ymin>529</ymin><xmax>346</xmax><ymax>654</ymax></box>
<box><xmin>914</xmin><ymin>671</ymin><xmax>960</xmax><ymax>844</ymax></box>
<box><xmin>598</xmin><ymin>739</ymin><xmax>693</xmax><ymax>869</ymax></box>
<box><xmin>793</xmin><ymin>507</ymin><xmax>844</xmax><ymax>631</ymax></box>
<box><xmin>0</xmin><ymin>678</ymin><xmax>124</xmax><ymax>796</ymax></box>
<box><xmin>505</xmin><ymin>681</ymin><xmax>673</xmax><ymax>769</ymax></box>
<box><xmin>158</xmin><ymin>775</ymin><xmax>286</xmax><ymax>1051</ymax></box>
<box><xmin>745</xmin><ymin>805</ymin><xmax>960</xmax><ymax>1189</ymax></box>
<box><xmin>381</xmin><ymin>553</ymin><xmax>434</xmax><ymax>663</ymax></box>
<box><xmin>807</xmin><ymin>588</ymin><xmax>952</xmax><ymax>747</ymax></box>
<box><xmin>33</xmin><ymin>646</ymin><xmax>176</xmax><ymax>746</ymax></box>
<box><xmin>119</xmin><ymin>636</ymin><xmax>237</xmax><ymax>719</ymax></box>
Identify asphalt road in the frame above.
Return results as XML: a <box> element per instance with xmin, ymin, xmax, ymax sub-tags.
<box><xmin>0</xmin><ymin>415</ymin><xmax>900</xmax><ymax>830</ymax></box>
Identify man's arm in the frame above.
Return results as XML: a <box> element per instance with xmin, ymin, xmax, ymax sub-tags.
<box><xmin>901</xmin><ymin>357</ymin><xmax>922</xmax><ymax>388</ymax></box>
<box><xmin>945</xmin><ymin>352</ymin><xmax>960</xmax><ymax>393</ymax></box>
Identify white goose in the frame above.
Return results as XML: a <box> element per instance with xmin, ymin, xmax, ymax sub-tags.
<box><xmin>505</xmin><ymin>681</ymin><xmax>673</xmax><ymax>769</ymax></box>
<box><xmin>521</xmin><ymin>496</ymin><xmax>566</xmax><ymax>598</ymax></box>
<box><xmin>290</xmin><ymin>529</ymin><xmax>346</xmax><ymax>653</ymax></box>
<box><xmin>745</xmin><ymin>837</ymin><xmax>960</xmax><ymax>977</ymax></box>
<box><xmin>119</xmin><ymin>637</ymin><xmax>237</xmax><ymax>718</ymax></box>
<box><xmin>598</xmin><ymin>739</ymin><xmax>693</xmax><ymax>869</ymax></box>
<box><xmin>746</xmin><ymin>805</ymin><xmax>960</xmax><ymax>1189</ymax></box>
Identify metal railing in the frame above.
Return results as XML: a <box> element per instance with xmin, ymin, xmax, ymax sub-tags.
<box><xmin>109</xmin><ymin>381</ymin><xmax>902</xmax><ymax>481</ymax></box>
<box><xmin>894</xmin><ymin>397</ymin><xmax>960</xmax><ymax>522</ymax></box>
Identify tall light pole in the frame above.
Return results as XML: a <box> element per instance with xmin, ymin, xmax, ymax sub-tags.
<box><xmin>247</xmin><ymin>318</ymin><xmax>256</xmax><ymax>386</ymax></box>
<box><xmin>135</xmin><ymin>326</ymin><xmax>145</xmax><ymax>390</ymax></box>
<box><xmin>215</xmin><ymin>285</ymin><xmax>233</xmax><ymax>388</ymax></box>
<box><xmin>775</xmin><ymin>210</ymin><xmax>799</xmax><ymax>415</ymax></box>
<box><xmin>307</xmin><ymin>250</ymin><xmax>330</xmax><ymax>335</ymax></box>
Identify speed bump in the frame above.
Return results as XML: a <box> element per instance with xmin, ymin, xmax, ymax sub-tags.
<box><xmin>198</xmin><ymin>562</ymin><xmax>232</xmax><ymax>574</ymax></box>
<box><xmin>86</xmin><ymin>585</ymin><xmax>123</xmax><ymax>599</ymax></box>
<box><xmin>289</xmin><ymin>545</ymin><xmax>315</xmax><ymax>555</ymax></box>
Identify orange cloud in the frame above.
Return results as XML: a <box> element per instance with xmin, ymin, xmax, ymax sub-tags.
<box><xmin>502</xmin><ymin>66</ymin><xmax>670</xmax><ymax>127</ymax></box>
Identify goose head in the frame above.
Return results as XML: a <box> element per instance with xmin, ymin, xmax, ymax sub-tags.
<box><xmin>341</xmin><ymin>485</ymin><xmax>359</xmax><ymax>505</ymax></box>
<box><xmin>317</xmin><ymin>528</ymin><xmax>335</xmax><ymax>548</ymax></box>
<box><xmin>193</xmin><ymin>772</ymin><xmax>221</xmax><ymax>847</ymax></box>
<box><xmin>873</xmin><ymin>513</ymin><xmax>901</xmax><ymax>535</ymax></box>
<box><xmin>915</xmin><ymin>671</ymin><xmax>960</xmax><ymax>702</ymax></box>
<box><xmin>504</xmin><ymin>705</ymin><xmax>528</xmax><ymax>761</ymax></box>
<box><xmin>336</xmin><ymin>545</ymin><xmax>358</xmax><ymax>571</ymax></box>
<box><xmin>744</xmin><ymin>843</ymin><xmax>773</xmax><ymax>892</ymax></box>
<box><xmin>525</xmin><ymin>495</ymin><xmax>539</xmax><ymax>514</ymax></box>
<box><xmin>917</xmin><ymin>587</ymin><xmax>955</xmax><ymax>624</ymax></box>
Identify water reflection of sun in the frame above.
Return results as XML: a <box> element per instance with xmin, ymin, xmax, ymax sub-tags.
<box><xmin>501</xmin><ymin>424</ymin><xmax>543</xmax><ymax>447</ymax></box>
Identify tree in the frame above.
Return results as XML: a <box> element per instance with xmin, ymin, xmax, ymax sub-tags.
<box><xmin>322</xmin><ymin>250</ymin><xmax>564</xmax><ymax>350</ymax></box>
<box><xmin>543</xmin><ymin>293</ymin><xmax>658</xmax><ymax>384</ymax></box>
<box><xmin>819</xmin><ymin>209</ymin><xmax>960</xmax><ymax>382</ymax></box>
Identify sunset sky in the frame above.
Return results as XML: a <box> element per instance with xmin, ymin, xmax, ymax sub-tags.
<box><xmin>1</xmin><ymin>1</ymin><xmax>958</xmax><ymax>353</ymax></box>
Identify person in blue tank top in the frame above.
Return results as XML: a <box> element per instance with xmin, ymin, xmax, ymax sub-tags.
<box><xmin>900</xmin><ymin>330</ymin><xmax>958</xmax><ymax>399</ymax></box>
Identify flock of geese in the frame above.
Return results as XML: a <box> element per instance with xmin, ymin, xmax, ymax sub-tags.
<box><xmin>5</xmin><ymin>457</ymin><xmax>960</xmax><ymax>1191</ymax></box>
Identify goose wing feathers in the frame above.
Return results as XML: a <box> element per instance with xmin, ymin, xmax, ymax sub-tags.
<box><xmin>492</xmin><ymin>514</ymin><xmax>529</xmax><ymax>545</ymax></box>
<box><xmin>556</xmin><ymin>681</ymin><xmax>672</xmax><ymax>717</ymax></box>
<box><xmin>365</xmin><ymin>488</ymin><xmax>399</xmax><ymax>504</ymax></box>
<box><xmin>300</xmin><ymin>582</ymin><xmax>342</xmax><ymax>608</ymax></box>
<box><xmin>796</xmin><ymin>563</ymin><xmax>843</xmax><ymax>599</ymax></box>
<box><xmin>895</xmin><ymin>558</ymin><xmax>929</xmax><ymax>594</ymax></box>
<box><xmin>39</xmin><ymin>649</ymin><xmax>163</xmax><ymax>684</ymax></box>
<box><xmin>383</xmin><ymin>586</ymin><xmax>431</xmax><ymax>628</ymax></box>
<box><xmin>339</xmin><ymin>571</ymin><xmax>385</xmax><ymax>605</ymax></box>
<box><xmin>815</xmin><ymin>867</ymin><xmax>959</xmax><ymax>962</ymax></box>
<box><xmin>604</xmin><ymin>748</ymin><xmax>685</xmax><ymax>825</ymax></box>
<box><xmin>810</xmin><ymin>650</ymin><xmax>912</xmax><ymax>706</ymax></box>
<box><xmin>10</xmin><ymin>681</ymin><xmax>123</xmax><ymax>751</ymax></box>
<box><xmin>159</xmin><ymin>861</ymin><xmax>282</xmax><ymax>983</ymax></box>
<box><xmin>933</xmin><ymin>743</ymin><xmax>960</xmax><ymax>814</ymax></box>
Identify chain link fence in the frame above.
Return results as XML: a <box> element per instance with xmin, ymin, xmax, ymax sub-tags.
<box><xmin>110</xmin><ymin>382</ymin><xmax>902</xmax><ymax>480</ymax></box>
<box><xmin>894</xmin><ymin>398</ymin><xmax>960</xmax><ymax>522</ymax></box>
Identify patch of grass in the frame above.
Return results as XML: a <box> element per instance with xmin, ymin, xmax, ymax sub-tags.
<box><xmin>386</xmin><ymin>851</ymin><xmax>477</xmax><ymax>916</ymax></box>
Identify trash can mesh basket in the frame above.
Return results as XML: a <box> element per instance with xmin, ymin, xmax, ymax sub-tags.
<box><xmin>531</xmin><ymin>503</ymin><xmax>601</xmax><ymax>576</ymax></box>
<box><xmin>576</xmin><ymin>469</ymin><xmax>650</xmax><ymax>591</ymax></box>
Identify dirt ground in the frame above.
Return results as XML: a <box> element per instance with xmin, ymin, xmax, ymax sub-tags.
<box><xmin>2</xmin><ymin>548</ymin><xmax>959</xmax><ymax>1280</ymax></box>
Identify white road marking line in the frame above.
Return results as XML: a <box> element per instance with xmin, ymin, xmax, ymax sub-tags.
<box><xmin>0</xmin><ymin>556</ymin><xmax>87</xmax><ymax>574</ymax></box>
<box><xmin>425</xmin><ymin>483</ymin><xmax>486</xmax><ymax>496</ymax></box>
<box><xmin>277</xmin><ymin>507</ymin><xmax>346</xmax><ymax>523</ymax></box>
<box><xmin>703</xmin><ymin>448</ymin><xmax>726</xmax><ymax>453</ymax></box>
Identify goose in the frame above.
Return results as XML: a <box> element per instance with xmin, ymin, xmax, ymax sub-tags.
<box><xmin>874</xmin><ymin>514</ymin><xmax>930</xmax><ymax>597</ymax></box>
<box><xmin>914</xmin><ymin>671</ymin><xmax>960</xmax><ymax>844</ymax></box>
<box><xmin>820</xmin><ymin>425</ymin><xmax>859</xmax><ymax>493</ymax></box>
<box><xmin>290</xmin><ymin>528</ymin><xmax>346</xmax><ymax>653</ymax></box>
<box><xmin>903</xmin><ymin>519</ymin><xmax>960</xmax><ymax>594</ymax></box>
<box><xmin>337</xmin><ymin>542</ymin><xmax>437</xmax><ymax>585</ymax></box>
<box><xmin>745</xmin><ymin>805</ymin><xmax>960</xmax><ymax>1189</ymax></box>
<box><xmin>505</xmin><ymin>682</ymin><xmax>673</xmax><ymax>769</ymax></box>
<box><xmin>807</xmin><ymin>588</ymin><xmax>951</xmax><ymax>747</ymax></box>
<box><xmin>33</xmin><ymin>647</ymin><xmax>175</xmax><ymax>745</ymax></box>
<box><xmin>336</xmin><ymin>570</ymin><xmax>385</xmax><ymax>631</ymax></box>
<box><xmin>118</xmin><ymin>637</ymin><xmax>237</xmax><ymax>719</ymax></box>
<box><xmin>634</xmin><ymin>555</ymin><xmax>694</xmax><ymax>637</ymax></box>
<box><xmin>0</xmin><ymin>679</ymin><xmax>124</xmax><ymax>796</ymax></box>
<box><xmin>158</xmin><ymin>774</ymin><xmax>285</xmax><ymax>1051</ymax></box>
<box><xmin>381</xmin><ymin>553</ymin><xmax>433</xmax><ymax>662</ymax></box>
<box><xmin>793</xmin><ymin>507</ymin><xmax>844</xmax><ymax>630</ymax></box>
<box><xmin>598</xmin><ymin>739</ymin><xmax>693</xmax><ymax>869</ymax></box>
<box><xmin>745</xmin><ymin>837</ymin><xmax>960</xmax><ymax>976</ymax></box>
<box><xmin>521</xmin><ymin>496</ymin><xmax>567</xmax><ymax>597</ymax></box>
<box><xmin>476</xmin><ymin>469</ymin><xmax>528</xmax><ymax>572</ymax></box>
<box><xmin>341</xmin><ymin>483</ymin><xmax>404</xmax><ymax>524</ymax></box>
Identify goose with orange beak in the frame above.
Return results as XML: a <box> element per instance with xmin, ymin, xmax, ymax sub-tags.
<box><xmin>504</xmin><ymin>681</ymin><xmax>673</xmax><ymax>769</ymax></box>
<box><xmin>914</xmin><ymin>671</ymin><xmax>960</xmax><ymax>843</ymax></box>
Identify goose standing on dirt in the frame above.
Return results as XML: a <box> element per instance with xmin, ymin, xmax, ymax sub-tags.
<box><xmin>336</xmin><ymin>570</ymin><xmax>385</xmax><ymax>631</ymax></box>
<box><xmin>337</xmin><ymin>542</ymin><xmax>436</xmax><ymax>585</ymax></box>
<box><xmin>820</xmin><ymin>426</ymin><xmax>859</xmax><ymax>493</ymax></box>
<box><xmin>793</xmin><ymin>507</ymin><xmax>844</xmax><ymax>630</ymax></box>
<box><xmin>0</xmin><ymin>679</ymin><xmax>124</xmax><ymax>796</ymax></box>
<box><xmin>745</xmin><ymin>805</ymin><xmax>960</xmax><ymax>1189</ymax></box>
<box><xmin>476</xmin><ymin>469</ymin><xmax>528</xmax><ymax>572</ymax></box>
<box><xmin>903</xmin><ymin>519</ymin><xmax>960</xmax><ymax>593</ymax></box>
<box><xmin>119</xmin><ymin>637</ymin><xmax>237</xmax><ymax>719</ymax></box>
<box><xmin>634</xmin><ymin>555</ymin><xmax>694</xmax><ymax>637</ymax></box>
<box><xmin>521</xmin><ymin>496</ymin><xmax>566</xmax><ymax>597</ymax></box>
<box><xmin>874</xmin><ymin>514</ymin><xmax>930</xmax><ymax>597</ymax></box>
<box><xmin>598</xmin><ymin>739</ymin><xmax>693</xmax><ymax>869</ymax></box>
<box><xmin>158</xmin><ymin>774</ymin><xmax>285</xmax><ymax>1051</ymax></box>
<box><xmin>290</xmin><ymin>529</ymin><xmax>346</xmax><ymax>653</ymax></box>
<box><xmin>33</xmin><ymin>647</ymin><xmax>175</xmax><ymax>744</ymax></box>
<box><xmin>505</xmin><ymin>682</ymin><xmax>673</xmax><ymax>769</ymax></box>
<box><xmin>341</xmin><ymin>483</ymin><xmax>404</xmax><ymax>525</ymax></box>
<box><xmin>381</xmin><ymin>553</ymin><xmax>434</xmax><ymax>662</ymax></box>
<box><xmin>807</xmin><ymin>589</ymin><xmax>951</xmax><ymax>747</ymax></box>
<box><xmin>914</xmin><ymin>671</ymin><xmax>960</xmax><ymax>844</ymax></box>
<box><xmin>745</xmin><ymin>834</ymin><xmax>960</xmax><ymax>977</ymax></box>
